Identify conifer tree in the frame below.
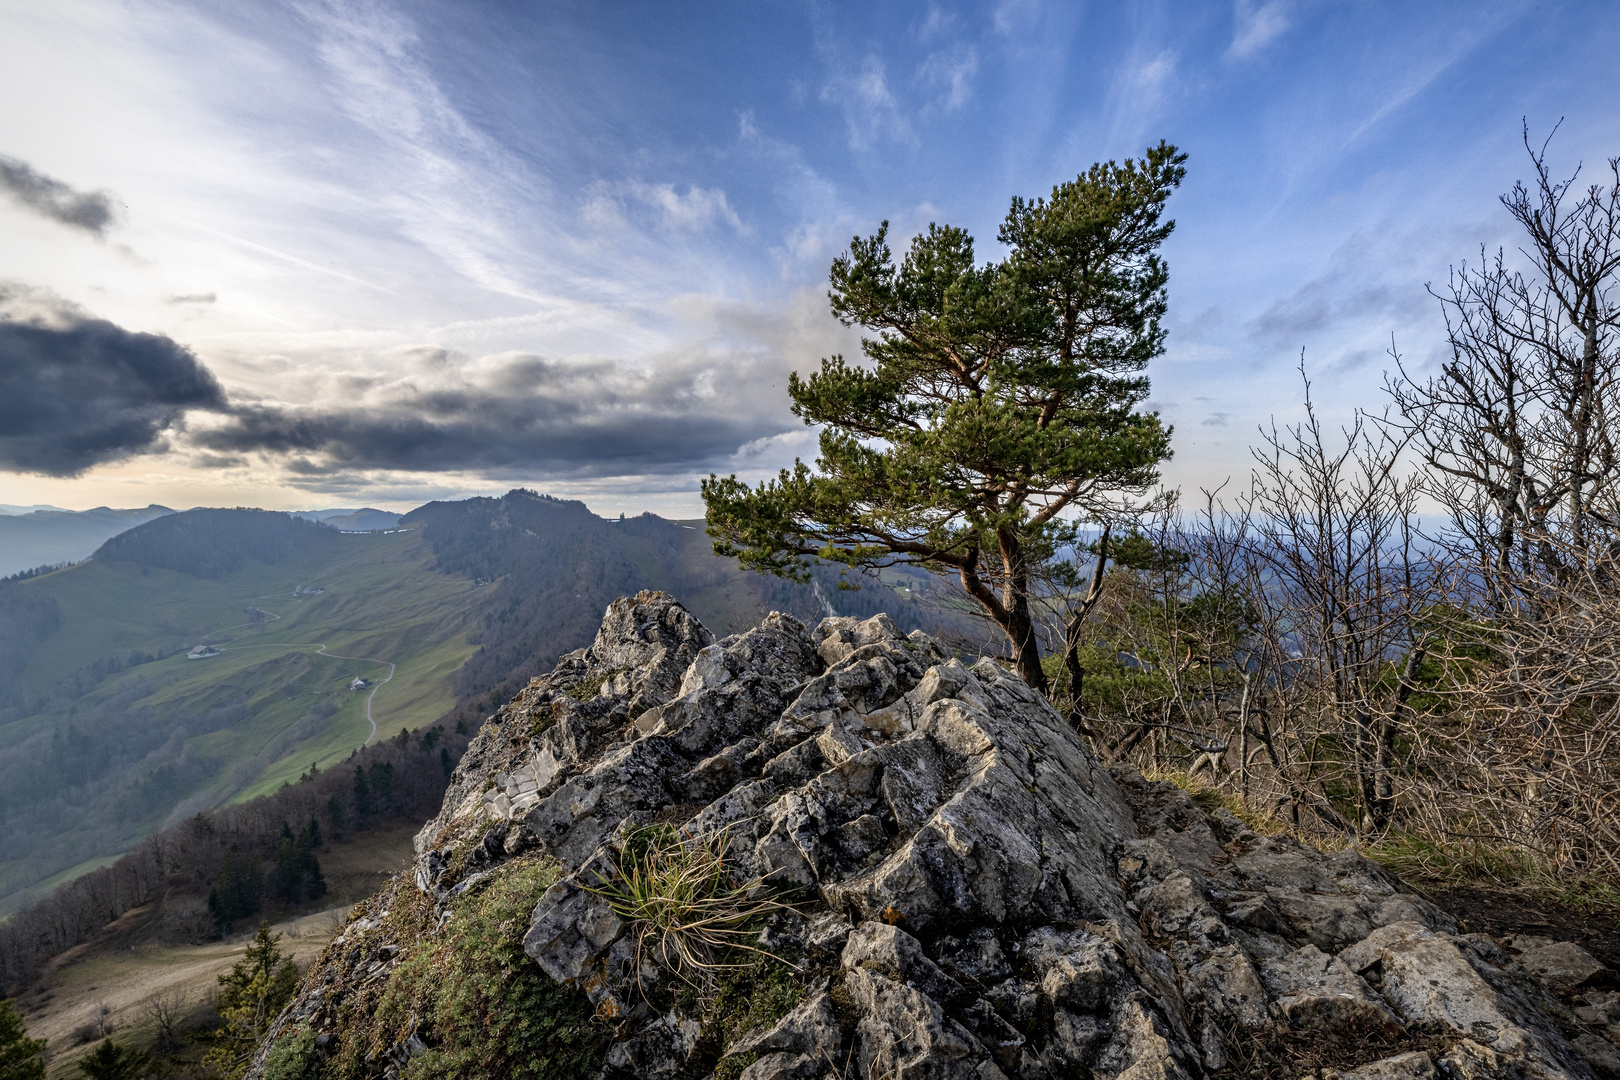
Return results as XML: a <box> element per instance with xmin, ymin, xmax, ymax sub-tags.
<box><xmin>351</xmin><ymin>766</ymin><xmax>371</xmax><ymax>824</ymax></box>
<box><xmin>704</xmin><ymin>144</ymin><xmax>1185</xmax><ymax>689</ymax></box>
<box><xmin>75</xmin><ymin>1039</ymin><xmax>151</xmax><ymax>1080</ymax></box>
<box><xmin>205</xmin><ymin>924</ymin><xmax>301</xmax><ymax>1080</ymax></box>
<box><xmin>207</xmin><ymin>844</ymin><xmax>262</xmax><ymax>933</ymax></box>
<box><xmin>0</xmin><ymin>998</ymin><xmax>46</xmax><ymax>1080</ymax></box>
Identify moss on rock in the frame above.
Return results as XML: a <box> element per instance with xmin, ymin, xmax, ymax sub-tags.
<box><xmin>321</xmin><ymin>857</ymin><xmax>607</xmax><ymax>1080</ymax></box>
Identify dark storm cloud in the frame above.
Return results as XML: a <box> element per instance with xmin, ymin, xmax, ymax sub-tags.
<box><xmin>194</xmin><ymin>350</ymin><xmax>789</xmax><ymax>478</ymax></box>
<box><xmin>0</xmin><ymin>156</ymin><xmax>116</xmax><ymax>238</ymax></box>
<box><xmin>0</xmin><ymin>286</ymin><xmax>226</xmax><ymax>476</ymax></box>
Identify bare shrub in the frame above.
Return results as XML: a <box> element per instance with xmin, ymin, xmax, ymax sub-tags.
<box><xmin>161</xmin><ymin>895</ymin><xmax>215</xmax><ymax>944</ymax></box>
<box><xmin>143</xmin><ymin>988</ymin><xmax>188</xmax><ymax>1052</ymax></box>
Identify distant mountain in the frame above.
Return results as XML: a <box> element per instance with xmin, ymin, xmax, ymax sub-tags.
<box><xmin>0</xmin><ymin>514</ymin><xmax>482</xmax><ymax>913</ymax></box>
<box><xmin>0</xmin><ymin>504</ymin><xmax>70</xmax><ymax>515</ymax></box>
<box><xmin>294</xmin><ymin>507</ymin><xmax>402</xmax><ymax>532</ymax></box>
<box><xmin>403</xmin><ymin>489</ymin><xmax>970</xmax><ymax>721</ymax></box>
<box><xmin>0</xmin><ymin>505</ymin><xmax>173</xmax><ymax>577</ymax></box>
<box><xmin>0</xmin><ymin>489</ymin><xmax>971</xmax><ymax>912</ymax></box>
<box><xmin>324</xmin><ymin>509</ymin><xmax>401</xmax><ymax>531</ymax></box>
<box><xmin>94</xmin><ymin>507</ymin><xmax>342</xmax><ymax>578</ymax></box>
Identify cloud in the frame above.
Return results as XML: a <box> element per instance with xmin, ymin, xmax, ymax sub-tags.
<box><xmin>1134</xmin><ymin>51</ymin><xmax>1178</xmax><ymax>97</ymax></box>
<box><xmin>166</xmin><ymin>293</ymin><xmax>218</xmax><ymax>305</ymax></box>
<box><xmin>0</xmin><ymin>285</ymin><xmax>226</xmax><ymax>476</ymax></box>
<box><xmin>1228</xmin><ymin>0</ymin><xmax>1292</xmax><ymax>61</ymax></box>
<box><xmin>822</xmin><ymin>54</ymin><xmax>915</xmax><ymax>150</ymax></box>
<box><xmin>582</xmin><ymin>181</ymin><xmax>746</xmax><ymax>235</ymax></box>
<box><xmin>1251</xmin><ymin>274</ymin><xmax>1429</xmax><ymax>345</ymax></box>
<box><xmin>0</xmin><ymin>155</ymin><xmax>116</xmax><ymax>238</ymax></box>
<box><xmin>191</xmin><ymin>346</ymin><xmax>797</xmax><ymax>480</ymax></box>
<box><xmin>916</xmin><ymin>44</ymin><xmax>978</xmax><ymax>112</ymax></box>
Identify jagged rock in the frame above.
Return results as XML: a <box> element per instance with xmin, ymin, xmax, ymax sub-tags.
<box><xmin>1333</xmin><ymin>1050</ymin><xmax>1438</xmax><ymax>1080</ymax></box>
<box><xmin>248</xmin><ymin>594</ymin><xmax>1612</xmax><ymax>1080</ymax></box>
<box><xmin>1259</xmin><ymin>943</ymin><xmax>1398</xmax><ymax>1029</ymax></box>
<box><xmin>845</xmin><ymin>965</ymin><xmax>1006</xmax><ymax>1079</ymax></box>
<box><xmin>1516</xmin><ymin>941</ymin><xmax>1610</xmax><ymax>991</ymax></box>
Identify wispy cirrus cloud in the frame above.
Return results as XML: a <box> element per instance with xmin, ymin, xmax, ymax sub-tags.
<box><xmin>1227</xmin><ymin>0</ymin><xmax>1293</xmax><ymax>61</ymax></box>
<box><xmin>916</xmin><ymin>43</ymin><xmax>978</xmax><ymax>112</ymax></box>
<box><xmin>822</xmin><ymin>53</ymin><xmax>916</xmax><ymax>150</ymax></box>
<box><xmin>582</xmin><ymin>181</ymin><xmax>747</xmax><ymax>235</ymax></box>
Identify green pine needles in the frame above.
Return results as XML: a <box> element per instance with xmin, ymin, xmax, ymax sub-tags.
<box><xmin>704</xmin><ymin>143</ymin><xmax>1185</xmax><ymax>692</ymax></box>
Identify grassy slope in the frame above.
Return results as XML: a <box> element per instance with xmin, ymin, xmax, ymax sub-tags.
<box><xmin>0</xmin><ymin>497</ymin><xmax>973</xmax><ymax>913</ymax></box>
<box><xmin>0</xmin><ymin>530</ymin><xmax>478</xmax><ymax>907</ymax></box>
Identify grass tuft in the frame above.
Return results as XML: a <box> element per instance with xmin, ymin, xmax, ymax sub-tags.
<box><xmin>591</xmin><ymin>824</ymin><xmax>799</xmax><ymax>991</ymax></box>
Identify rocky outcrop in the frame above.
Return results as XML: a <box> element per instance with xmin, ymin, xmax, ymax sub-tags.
<box><xmin>252</xmin><ymin>592</ymin><xmax>1620</xmax><ymax>1080</ymax></box>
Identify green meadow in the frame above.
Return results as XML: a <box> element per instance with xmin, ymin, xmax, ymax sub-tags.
<box><xmin>0</xmin><ymin>528</ymin><xmax>481</xmax><ymax>908</ymax></box>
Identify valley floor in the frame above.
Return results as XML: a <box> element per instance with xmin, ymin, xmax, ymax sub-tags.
<box><xmin>15</xmin><ymin>821</ymin><xmax>419</xmax><ymax>1078</ymax></box>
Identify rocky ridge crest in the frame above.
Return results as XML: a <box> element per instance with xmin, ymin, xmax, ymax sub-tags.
<box><xmin>252</xmin><ymin>591</ymin><xmax>1620</xmax><ymax>1080</ymax></box>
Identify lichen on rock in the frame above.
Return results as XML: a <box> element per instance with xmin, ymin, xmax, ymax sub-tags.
<box><xmin>247</xmin><ymin>592</ymin><xmax>1620</xmax><ymax>1080</ymax></box>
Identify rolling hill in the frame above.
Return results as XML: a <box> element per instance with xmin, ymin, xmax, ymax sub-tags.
<box><xmin>0</xmin><ymin>490</ymin><xmax>967</xmax><ymax>913</ymax></box>
<box><xmin>0</xmin><ymin>510</ymin><xmax>483</xmax><ymax>912</ymax></box>
<box><xmin>0</xmin><ymin>504</ymin><xmax>174</xmax><ymax>577</ymax></box>
<box><xmin>293</xmin><ymin>508</ymin><xmax>401</xmax><ymax>532</ymax></box>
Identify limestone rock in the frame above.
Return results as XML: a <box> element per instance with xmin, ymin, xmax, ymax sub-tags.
<box><xmin>1336</xmin><ymin>1050</ymin><xmax>1438</xmax><ymax>1080</ymax></box>
<box><xmin>1260</xmin><ymin>943</ymin><xmax>1398</xmax><ymax>1029</ymax></box>
<box><xmin>1516</xmin><ymin>941</ymin><xmax>1610</xmax><ymax>991</ymax></box>
<box><xmin>248</xmin><ymin>595</ymin><xmax>1605</xmax><ymax>1080</ymax></box>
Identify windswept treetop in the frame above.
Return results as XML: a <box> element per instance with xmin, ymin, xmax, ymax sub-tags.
<box><xmin>704</xmin><ymin>142</ymin><xmax>1185</xmax><ymax>690</ymax></box>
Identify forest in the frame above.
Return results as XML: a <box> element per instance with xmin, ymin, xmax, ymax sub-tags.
<box><xmin>0</xmin><ymin>721</ymin><xmax>470</xmax><ymax>993</ymax></box>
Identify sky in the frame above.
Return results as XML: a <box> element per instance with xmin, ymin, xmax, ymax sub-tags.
<box><xmin>1</xmin><ymin>0</ymin><xmax>1618</xmax><ymax>517</ymax></box>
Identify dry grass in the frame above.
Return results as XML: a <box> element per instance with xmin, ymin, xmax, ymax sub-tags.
<box><xmin>1149</xmin><ymin>767</ymin><xmax>1620</xmax><ymax>912</ymax></box>
<box><xmin>590</xmin><ymin>824</ymin><xmax>799</xmax><ymax>992</ymax></box>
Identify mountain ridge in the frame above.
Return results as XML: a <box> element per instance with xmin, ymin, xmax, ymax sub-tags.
<box><xmin>0</xmin><ymin>504</ymin><xmax>174</xmax><ymax>577</ymax></box>
<box><xmin>0</xmin><ymin>490</ymin><xmax>968</xmax><ymax>914</ymax></box>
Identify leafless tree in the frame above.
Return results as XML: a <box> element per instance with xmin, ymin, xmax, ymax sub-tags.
<box><xmin>1389</xmin><ymin>123</ymin><xmax>1620</xmax><ymax>599</ymax></box>
<box><xmin>143</xmin><ymin>988</ymin><xmax>187</xmax><ymax>1052</ymax></box>
<box><xmin>1245</xmin><ymin>370</ymin><xmax>1425</xmax><ymax>834</ymax></box>
<box><xmin>1377</xmin><ymin>125</ymin><xmax>1620</xmax><ymax>869</ymax></box>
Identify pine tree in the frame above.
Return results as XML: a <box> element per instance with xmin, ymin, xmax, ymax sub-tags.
<box><xmin>75</xmin><ymin>1040</ymin><xmax>151</xmax><ymax>1080</ymax></box>
<box><xmin>703</xmin><ymin>144</ymin><xmax>1185</xmax><ymax>690</ymax></box>
<box><xmin>368</xmin><ymin>761</ymin><xmax>393</xmax><ymax>810</ymax></box>
<box><xmin>207</xmin><ymin>844</ymin><xmax>262</xmax><ymax>933</ymax></box>
<box><xmin>204</xmin><ymin>924</ymin><xmax>301</xmax><ymax>1080</ymax></box>
<box><xmin>352</xmin><ymin>766</ymin><xmax>371</xmax><ymax>824</ymax></box>
<box><xmin>0</xmin><ymin>998</ymin><xmax>46</xmax><ymax>1080</ymax></box>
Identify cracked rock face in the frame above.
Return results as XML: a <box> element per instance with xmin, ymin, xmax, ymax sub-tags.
<box><xmin>252</xmin><ymin>593</ymin><xmax>1620</xmax><ymax>1080</ymax></box>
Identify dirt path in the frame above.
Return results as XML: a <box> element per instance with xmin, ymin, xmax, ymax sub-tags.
<box><xmin>23</xmin><ymin>907</ymin><xmax>340</xmax><ymax>1070</ymax></box>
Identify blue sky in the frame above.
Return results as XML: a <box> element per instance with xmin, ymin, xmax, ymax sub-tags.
<box><xmin>1</xmin><ymin>0</ymin><xmax>1617</xmax><ymax>515</ymax></box>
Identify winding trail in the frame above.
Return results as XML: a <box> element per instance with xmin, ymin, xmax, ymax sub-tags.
<box><xmin>213</xmin><ymin>641</ymin><xmax>396</xmax><ymax>746</ymax></box>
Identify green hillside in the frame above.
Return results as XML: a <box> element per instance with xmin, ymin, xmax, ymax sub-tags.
<box><xmin>0</xmin><ymin>493</ymin><xmax>973</xmax><ymax>915</ymax></box>
<box><xmin>0</xmin><ymin>518</ymin><xmax>480</xmax><ymax>912</ymax></box>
